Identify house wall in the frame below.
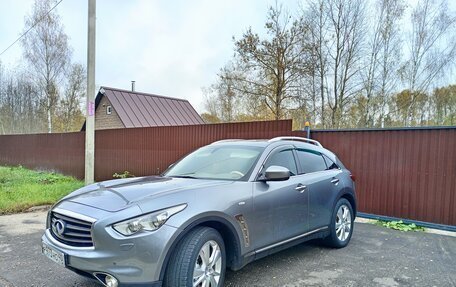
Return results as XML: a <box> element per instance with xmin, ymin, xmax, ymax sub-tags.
<box><xmin>95</xmin><ymin>96</ymin><xmax>125</xmax><ymax>130</ymax></box>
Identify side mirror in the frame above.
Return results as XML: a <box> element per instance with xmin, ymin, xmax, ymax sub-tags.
<box><xmin>260</xmin><ymin>166</ymin><xmax>290</xmax><ymax>181</ymax></box>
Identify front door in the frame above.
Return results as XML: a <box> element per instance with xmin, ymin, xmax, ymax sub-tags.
<box><xmin>251</xmin><ymin>146</ymin><xmax>309</xmax><ymax>250</ymax></box>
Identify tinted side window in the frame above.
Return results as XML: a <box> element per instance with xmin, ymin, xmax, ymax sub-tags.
<box><xmin>323</xmin><ymin>154</ymin><xmax>339</xmax><ymax>170</ymax></box>
<box><xmin>296</xmin><ymin>149</ymin><xmax>327</xmax><ymax>174</ymax></box>
<box><xmin>264</xmin><ymin>149</ymin><xmax>298</xmax><ymax>176</ymax></box>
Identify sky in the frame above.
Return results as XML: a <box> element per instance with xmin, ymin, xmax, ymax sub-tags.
<box><xmin>1</xmin><ymin>0</ymin><xmax>455</xmax><ymax>114</ymax></box>
<box><xmin>0</xmin><ymin>0</ymin><xmax>300</xmax><ymax>112</ymax></box>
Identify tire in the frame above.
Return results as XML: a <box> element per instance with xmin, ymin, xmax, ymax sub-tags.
<box><xmin>325</xmin><ymin>198</ymin><xmax>354</xmax><ymax>248</ymax></box>
<box><xmin>164</xmin><ymin>227</ymin><xmax>226</xmax><ymax>287</ymax></box>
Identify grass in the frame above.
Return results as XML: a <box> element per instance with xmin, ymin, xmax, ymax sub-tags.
<box><xmin>0</xmin><ymin>165</ymin><xmax>84</xmax><ymax>215</ymax></box>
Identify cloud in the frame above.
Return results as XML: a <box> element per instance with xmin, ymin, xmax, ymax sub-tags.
<box><xmin>93</xmin><ymin>0</ymin><xmax>276</xmax><ymax>111</ymax></box>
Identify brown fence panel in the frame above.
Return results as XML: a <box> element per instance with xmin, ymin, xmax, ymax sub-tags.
<box><xmin>0</xmin><ymin>121</ymin><xmax>455</xmax><ymax>226</ymax></box>
<box><xmin>0</xmin><ymin>120</ymin><xmax>291</xmax><ymax>181</ymax></box>
<box><xmin>292</xmin><ymin>128</ymin><xmax>456</xmax><ymax>226</ymax></box>
<box><xmin>0</xmin><ymin>132</ymin><xmax>85</xmax><ymax>179</ymax></box>
<box><xmin>94</xmin><ymin>120</ymin><xmax>292</xmax><ymax>181</ymax></box>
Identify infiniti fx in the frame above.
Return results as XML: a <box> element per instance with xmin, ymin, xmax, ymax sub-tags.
<box><xmin>42</xmin><ymin>136</ymin><xmax>356</xmax><ymax>287</ymax></box>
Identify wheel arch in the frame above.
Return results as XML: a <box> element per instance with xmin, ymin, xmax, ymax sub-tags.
<box><xmin>338</xmin><ymin>191</ymin><xmax>357</xmax><ymax>217</ymax></box>
<box><xmin>159</xmin><ymin>215</ymin><xmax>243</xmax><ymax>282</ymax></box>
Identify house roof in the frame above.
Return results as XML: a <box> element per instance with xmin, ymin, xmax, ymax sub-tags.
<box><xmin>82</xmin><ymin>86</ymin><xmax>204</xmax><ymax>130</ymax></box>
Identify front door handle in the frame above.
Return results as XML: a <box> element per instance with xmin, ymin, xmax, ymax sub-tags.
<box><xmin>331</xmin><ymin>178</ymin><xmax>340</xmax><ymax>185</ymax></box>
<box><xmin>295</xmin><ymin>184</ymin><xmax>307</xmax><ymax>193</ymax></box>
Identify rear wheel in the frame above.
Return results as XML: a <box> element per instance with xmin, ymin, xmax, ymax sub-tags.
<box><xmin>325</xmin><ymin>198</ymin><xmax>354</xmax><ymax>248</ymax></box>
<box><xmin>164</xmin><ymin>227</ymin><xmax>226</xmax><ymax>287</ymax></box>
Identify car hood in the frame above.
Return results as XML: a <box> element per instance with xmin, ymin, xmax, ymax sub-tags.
<box><xmin>63</xmin><ymin>176</ymin><xmax>231</xmax><ymax>212</ymax></box>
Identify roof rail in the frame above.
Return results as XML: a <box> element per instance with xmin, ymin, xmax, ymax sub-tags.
<box><xmin>268</xmin><ymin>136</ymin><xmax>323</xmax><ymax>147</ymax></box>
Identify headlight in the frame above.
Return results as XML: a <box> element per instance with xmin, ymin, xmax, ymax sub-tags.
<box><xmin>112</xmin><ymin>204</ymin><xmax>187</xmax><ymax>236</ymax></box>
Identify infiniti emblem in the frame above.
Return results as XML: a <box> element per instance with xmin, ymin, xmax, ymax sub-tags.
<box><xmin>53</xmin><ymin>219</ymin><xmax>66</xmax><ymax>236</ymax></box>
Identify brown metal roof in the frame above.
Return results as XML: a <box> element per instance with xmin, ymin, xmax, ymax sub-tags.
<box><xmin>82</xmin><ymin>86</ymin><xmax>204</xmax><ymax>130</ymax></box>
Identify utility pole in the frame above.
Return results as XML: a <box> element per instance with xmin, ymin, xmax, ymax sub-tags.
<box><xmin>85</xmin><ymin>0</ymin><xmax>96</xmax><ymax>185</ymax></box>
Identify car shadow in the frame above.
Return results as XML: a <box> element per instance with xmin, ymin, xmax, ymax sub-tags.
<box><xmin>225</xmin><ymin>240</ymin><xmax>329</xmax><ymax>283</ymax></box>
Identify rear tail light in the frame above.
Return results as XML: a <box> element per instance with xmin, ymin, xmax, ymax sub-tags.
<box><xmin>350</xmin><ymin>173</ymin><xmax>356</xmax><ymax>182</ymax></box>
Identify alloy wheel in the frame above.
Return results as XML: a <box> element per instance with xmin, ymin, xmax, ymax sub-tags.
<box><xmin>193</xmin><ymin>240</ymin><xmax>222</xmax><ymax>287</ymax></box>
<box><xmin>335</xmin><ymin>204</ymin><xmax>352</xmax><ymax>241</ymax></box>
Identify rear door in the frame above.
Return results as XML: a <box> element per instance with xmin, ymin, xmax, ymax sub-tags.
<box><xmin>295</xmin><ymin>148</ymin><xmax>343</xmax><ymax>230</ymax></box>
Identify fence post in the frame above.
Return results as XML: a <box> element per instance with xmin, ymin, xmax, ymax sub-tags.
<box><xmin>304</xmin><ymin>121</ymin><xmax>311</xmax><ymax>138</ymax></box>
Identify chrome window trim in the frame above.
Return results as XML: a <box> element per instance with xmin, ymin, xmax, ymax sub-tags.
<box><xmin>295</xmin><ymin>168</ymin><xmax>342</xmax><ymax>177</ymax></box>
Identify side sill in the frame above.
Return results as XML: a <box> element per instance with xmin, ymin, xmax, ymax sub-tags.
<box><xmin>235</xmin><ymin>226</ymin><xmax>330</xmax><ymax>269</ymax></box>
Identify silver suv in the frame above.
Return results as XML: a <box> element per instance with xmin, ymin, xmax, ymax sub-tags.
<box><xmin>42</xmin><ymin>137</ymin><xmax>356</xmax><ymax>287</ymax></box>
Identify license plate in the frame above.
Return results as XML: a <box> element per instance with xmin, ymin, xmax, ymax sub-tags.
<box><xmin>42</xmin><ymin>242</ymin><xmax>66</xmax><ymax>267</ymax></box>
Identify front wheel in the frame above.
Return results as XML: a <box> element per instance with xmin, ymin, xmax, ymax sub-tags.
<box><xmin>164</xmin><ymin>227</ymin><xmax>226</xmax><ymax>287</ymax></box>
<box><xmin>325</xmin><ymin>198</ymin><xmax>354</xmax><ymax>248</ymax></box>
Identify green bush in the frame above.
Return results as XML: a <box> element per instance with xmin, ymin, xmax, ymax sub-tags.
<box><xmin>113</xmin><ymin>171</ymin><xmax>135</xmax><ymax>179</ymax></box>
<box><xmin>375</xmin><ymin>220</ymin><xmax>425</xmax><ymax>232</ymax></box>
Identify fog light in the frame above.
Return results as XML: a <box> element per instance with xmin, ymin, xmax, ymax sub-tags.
<box><xmin>105</xmin><ymin>275</ymin><xmax>118</xmax><ymax>287</ymax></box>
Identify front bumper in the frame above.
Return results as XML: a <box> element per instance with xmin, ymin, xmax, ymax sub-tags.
<box><xmin>42</xmin><ymin>214</ymin><xmax>178</xmax><ymax>286</ymax></box>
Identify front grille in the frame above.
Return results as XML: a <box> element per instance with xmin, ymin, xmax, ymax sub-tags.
<box><xmin>50</xmin><ymin>212</ymin><xmax>94</xmax><ymax>247</ymax></box>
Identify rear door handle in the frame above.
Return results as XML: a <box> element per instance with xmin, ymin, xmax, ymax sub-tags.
<box><xmin>295</xmin><ymin>184</ymin><xmax>307</xmax><ymax>193</ymax></box>
<box><xmin>331</xmin><ymin>178</ymin><xmax>340</xmax><ymax>185</ymax></box>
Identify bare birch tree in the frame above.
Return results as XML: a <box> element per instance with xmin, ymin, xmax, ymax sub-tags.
<box><xmin>376</xmin><ymin>0</ymin><xmax>405</xmax><ymax>127</ymax></box>
<box><xmin>55</xmin><ymin>63</ymin><xmax>86</xmax><ymax>132</ymax></box>
<box><xmin>203</xmin><ymin>64</ymin><xmax>240</xmax><ymax>122</ymax></box>
<box><xmin>400</xmin><ymin>0</ymin><xmax>456</xmax><ymax>125</ymax></box>
<box><xmin>325</xmin><ymin>0</ymin><xmax>366</xmax><ymax>128</ymax></box>
<box><xmin>304</xmin><ymin>0</ymin><xmax>330</xmax><ymax>127</ymax></box>
<box><xmin>0</xmin><ymin>61</ymin><xmax>5</xmax><ymax>134</ymax></box>
<box><xmin>21</xmin><ymin>0</ymin><xmax>71</xmax><ymax>133</ymax></box>
<box><xmin>0</xmin><ymin>70</ymin><xmax>42</xmax><ymax>134</ymax></box>
<box><xmin>203</xmin><ymin>0</ymin><xmax>456</xmax><ymax>128</ymax></box>
<box><xmin>361</xmin><ymin>0</ymin><xmax>405</xmax><ymax>127</ymax></box>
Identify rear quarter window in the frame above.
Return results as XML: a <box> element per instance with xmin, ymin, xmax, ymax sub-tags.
<box><xmin>322</xmin><ymin>154</ymin><xmax>339</xmax><ymax>170</ymax></box>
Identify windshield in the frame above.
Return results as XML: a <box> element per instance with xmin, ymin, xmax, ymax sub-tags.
<box><xmin>164</xmin><ymin>145</ymin><xmax>264</xmax><ymax>181</ymax></box>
